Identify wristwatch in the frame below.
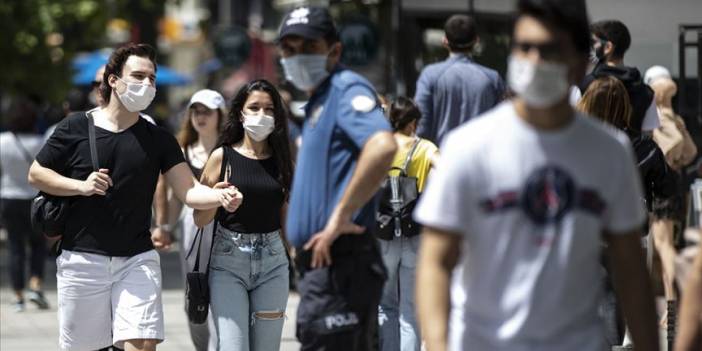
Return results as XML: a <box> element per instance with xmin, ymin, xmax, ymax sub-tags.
<box><xmin>157</xmin><ymin>224</ymin><xmax>174</xmax><ymax>232</ymax></box>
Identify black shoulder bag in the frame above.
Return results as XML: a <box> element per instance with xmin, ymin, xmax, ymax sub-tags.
<box><xmin>375</xmin><ymin>138</ymin><xmax>422</xmax><ymax>240</ymax></box>
<box><xmin>30</xmin><ymin>112</ymin><xmax>99</xmax><ymax>237</ymax></box>
<box><xmin>185</xmin><ymin>161</ymin><xmax>230</xmax><ymax>324</ymax></box>
<box><xmin>185</xmin><ymin>221</ymin><xmax>218</xmax><ymax>324</ymax></box>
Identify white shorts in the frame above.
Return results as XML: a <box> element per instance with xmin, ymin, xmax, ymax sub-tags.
<box><xmin>57</xmin><ymin>249</ymin><xmax>164</xmax><ymax>351</ymax></box>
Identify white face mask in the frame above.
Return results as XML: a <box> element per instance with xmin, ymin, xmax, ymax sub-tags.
<box><xmin>507</xmin><ymin>56</ymin><xmax>570</xmax><ymax>108</ymax></box>
<box><xmin>280</xmin><ymin>54</ymin><xmax>329</xmax><ymax>91</ymax></box>
<box><xmin>242</xmin><ymin>112</ymin><xmax>275</xmax><ymax>141</ymax></box>
<box><xmin>116</xmin><ymin>77</ymin><xmax>156</xmax><ymax>112</ymax></box>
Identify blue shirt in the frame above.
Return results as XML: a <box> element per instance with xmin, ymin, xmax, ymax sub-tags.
<box><xmin>414</xmin><ymin>54</ymin><xmax>505</xmax><ymax>145</ymax></box>
<box><xmin>286</xmin><ymin>67</ymin><xmax>391</xmax><ymax>248</ymax></box>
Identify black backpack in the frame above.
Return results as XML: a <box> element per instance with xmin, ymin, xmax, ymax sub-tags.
<box><xmin>30</xmin><ymin>112</ymin><xmax>98</xmax><ymax>237</ymax></box>
<box><xmin>375</xmin><ymin>138</ymin><xmax>422</xmax><ymax>240</ymax></box>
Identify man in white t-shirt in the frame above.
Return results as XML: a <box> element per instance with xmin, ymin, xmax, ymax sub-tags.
<box><xmin>414</xmin><ymin>1</ymin><xmax>659</xmax><ymax>351</ymax></box>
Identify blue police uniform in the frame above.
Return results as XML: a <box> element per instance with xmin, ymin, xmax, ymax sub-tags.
<box><xmin>288</xmin><ymin>66</ymin><xmax>391</xmax><ymax>349</ymax></box>
<box><xmin>286</xmin><ymin>66</ymin><xmax>391</xmax><ymax>248</ymax></box>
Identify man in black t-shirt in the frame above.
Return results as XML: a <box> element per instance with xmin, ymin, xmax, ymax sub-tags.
<box><xmin>28</xmin><ymin>44</ymin><xmax>242</xmax><ymax>351</ymax></box>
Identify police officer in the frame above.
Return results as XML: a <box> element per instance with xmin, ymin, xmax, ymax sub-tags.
<box><xmin>277</xmin><ymin>7</ymin><xmax>398</xmax><ymax>351</ymax></box>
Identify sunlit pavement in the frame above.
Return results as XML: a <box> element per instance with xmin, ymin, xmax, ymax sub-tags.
<box><xmin>0</xmin><ymin>243</ymin><xmax>301</xmax><ymax>351</ymax></box>
<box><xmin>0</xmin><ymin>237</ymin><xmax>672</xmax><ymax>351</ymax></box>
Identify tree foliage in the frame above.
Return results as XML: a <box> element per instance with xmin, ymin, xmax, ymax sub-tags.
<box><xmin>0</xmin><ymin>0</ymin><xmax>165</xmax><ymax>104</ymax></box>
<box><xmin>0</xmin><ymin>0</ymin><xmax>109</xmax><ymax>103</ymax></box>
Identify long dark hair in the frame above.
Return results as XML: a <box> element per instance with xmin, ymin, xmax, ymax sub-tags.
<box><xmin>218</xmin><ymin>79</ymin><xmax>294</xmax><ymax>199</ymax></box>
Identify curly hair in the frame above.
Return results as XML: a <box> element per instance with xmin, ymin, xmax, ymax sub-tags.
<box><xmin>99</xmin><ymin>43</ymin><xmax>157</xmax><ymax>104</ymax></box>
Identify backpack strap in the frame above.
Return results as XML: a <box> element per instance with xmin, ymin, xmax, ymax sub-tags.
<box><xmin>11</xmin><ymin>133</ymin><xmax>34</xmax><ymax>164</ymax></box>
<box><xmin>86</xmin><ymin>111</ymin><xmax>99</xmax><ymax>171</ymax></box>
<box><xmin>400</xmin><ymin>138</ymin><xmax>422</xmax><ymax>175</ymax></box>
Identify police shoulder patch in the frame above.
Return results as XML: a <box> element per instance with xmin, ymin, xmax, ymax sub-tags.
<box><xmin>351</xmin><ymin>95</ymin><xmax>376</xmax><ymax>113</ymax></box>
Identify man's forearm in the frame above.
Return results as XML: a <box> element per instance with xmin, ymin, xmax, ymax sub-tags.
<box><xmin>28</xmin><ymin>161</ymin><xmax>84</xmax><ymax>196</ymax></box>
<box><xmin>607</xmin><ymin>233</ymin><xmax>660</xmax><ymax>351</ymax></box>
<box><xmin>183</xmin><ymin>182</ymin><xmax>222</xmax><ymax>210</ymax></box>
<box><xmin>417</xmin><ymin>256</ymin><xmax>451</xmax><ymax>351</ymax></box>
<box><xmin>336</xmin><ymin>131</ymin><xmax>397</xmax><ymax>217</ymax></box>
<box><xmin>615</xmin><ymin>261</ymin><xmax>659</xmax><ymax>350</ymax></box>
<box><xmin>417</xmin><ymin>229</ymin><xmax>460</xmax><ymax>351</ymax></box>
<box><xmin>166</xmin><ymin>163</ymin><xmax>222</xmax><ymax>211</ymax></box>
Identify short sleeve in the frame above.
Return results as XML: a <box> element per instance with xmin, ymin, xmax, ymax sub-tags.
<box><xmin>157</xmin><ymin>129</ymin><xmax>186</xmax><ymax>174</ymax></box>
<box><xmin>35</xmin><ymin>116</ymin><xmax>75</xmax><ymax>173</ymax></box>
<box><xmin>336</xmin><ymin>84</ymin><xmax>391</xmax><ymax>148</ymax></box>
<box><xmin>421</xmin><ymin>139</ymin><xmax>439</xmax><ymax>159</ymax></box>
<box><xmin>414</xmin><ymin>132</ymin><xmax>474</xmax><ymax>234</ymax></box>
<box><xmin>603</xmin><ymin>140</ymin><xmax>647</xmax><ymax>234</ymax></box>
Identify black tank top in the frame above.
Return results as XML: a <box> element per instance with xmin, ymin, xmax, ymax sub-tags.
<box><xmin>217</xmin><ymin>146</ymin><xmax>283</xmax><ymax>233</ymax></box>
<box><xmin>184</xmin><ymin>146</ymin><xmax>204</xmax><ymax>180</ymax></box>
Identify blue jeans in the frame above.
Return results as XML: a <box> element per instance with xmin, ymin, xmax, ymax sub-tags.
<box><xmin>377</xmin><ymin>235</ymin><xmax>421</xmax><ymax>351</ymax></box>
<box><xmin>209</xmin><ymin>227</ymin><xmax>289</xmax><ymax>351</ymax></box>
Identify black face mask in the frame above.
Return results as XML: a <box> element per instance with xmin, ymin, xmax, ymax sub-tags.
<box><xmin>589</xmin><ymin>38</ymin><xmax>607</xmax><ymax>64</ymax></box>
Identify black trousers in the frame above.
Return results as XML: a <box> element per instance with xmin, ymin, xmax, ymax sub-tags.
<box><xmin>0</xmin><ymin>198</ymin><xmax>47</xmax><ymax>292</ymax></box>
<box><xmin>295</xmin><ymin>234</ymin><xmax>387</xmax><ymax>351</ymax></box>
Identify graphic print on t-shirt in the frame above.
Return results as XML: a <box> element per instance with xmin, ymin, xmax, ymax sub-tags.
<box><xmin>522</xmin><ymin>166</ymin><xmax>575</xmax><ymax>224</ymax></box>
<box><xmin>480</xmin><ymin>165</ymin><xmax>606</xmax><ymax>227</ymax></box>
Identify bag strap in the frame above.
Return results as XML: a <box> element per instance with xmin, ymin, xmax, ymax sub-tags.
<box><xmin>186</xmin><ymin>220</ymin><xmax>219</xmax><ymax>274</ymax></box>
<box><xmin>86</xmin><ymin>112</ymin><xmax>99</xmax><ymax>171</ymax></box>
<box><xmin>188</xmin><ymin>144</ymin><xmax>229</xmax><ymax>273</ymax></box>
<box><xmin>187</xmin><ymin>227</ymin><xmax>205</xmax><ymax>272</ymax></box>
<box><xmin>204</xmin><ymin>221</ymin><xmax>218</xmax><ymax>274</ymax></box>
<box><xmin>11</xmin><ymin>133</ymin><xmax>34</xmax><ymax>164</ymax></box>
<box><xmin>214</xmin><ymin>146</ymin><xmax>231</xmax><ymax>222</ymax></box>
<box><xmin>400</xmin><ymin>138</ymin><xmax>421</xmax><ymax>175</ymax></box>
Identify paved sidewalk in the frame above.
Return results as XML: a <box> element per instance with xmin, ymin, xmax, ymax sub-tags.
<box><xmin>0</xmin><ymin>289</ymin><xmax>300</xmax><ymax>351</ymax></box>
<box><xmin>0</xmin><ymin>246</ymin><xmax>301</xmax><ymax>351</ymax></box>
<box><xmin>0</xmin><ymin>238</ymin><xmax>674</xmax><ymax>350</ymax></box>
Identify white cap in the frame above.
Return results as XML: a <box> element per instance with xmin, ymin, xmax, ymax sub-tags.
<box><xmin>644</xmin><ymin>65</ymin><xmax>672</xmax><ymax>85</ymax></box>
<box><xmin>188</xmin><ymin>89</ymin><xmax>226</xmax><ymax>111</ymax></box>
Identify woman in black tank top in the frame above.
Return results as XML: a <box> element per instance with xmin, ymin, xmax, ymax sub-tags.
<box><xmin>170</xmin><ymin>89</ymin><xmax>226</xmax><ymax>350</ymax></box>
<box><xmin>194</xmin><ymin>80</ymin><xmax>294</xmax><ymax>351</ymax></box>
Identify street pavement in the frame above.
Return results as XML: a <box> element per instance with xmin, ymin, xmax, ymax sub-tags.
<box><xmin>0</xmin><ymin>234</ymin><xmax>673</xmax><ymax>351</ymax></box>
<box><xmin>0</xmin><ymin>241</ymin><xmax>301</xmax><ymax>351</ymax></box>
